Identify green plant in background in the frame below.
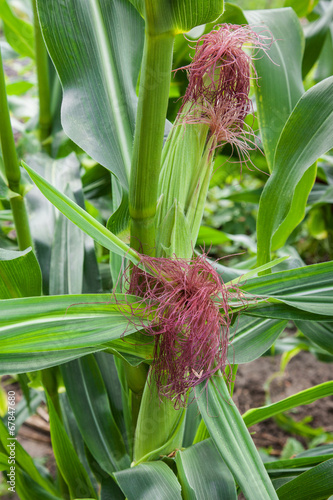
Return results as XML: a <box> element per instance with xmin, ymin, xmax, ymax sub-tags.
<box><xmin>0</xmin><ymin>0</ymin><xmax>333</xmax><ymax>499</ymax></box>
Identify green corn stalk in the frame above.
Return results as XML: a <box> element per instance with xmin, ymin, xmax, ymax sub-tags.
<box><xmin>0</xmin><ymin>47</ymin><xmax>33</xmax><ymax>251</ymax></box>
<box><xmin>128</xmin><ymin>0</ymin><xmax>226</xmax><ymax>465</ymax></box>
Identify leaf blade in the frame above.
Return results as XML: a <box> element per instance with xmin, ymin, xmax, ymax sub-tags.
<box><xmin>196</xmin><ymin>374</ymin><xmax>278</xmax><ymax>500</ymax></box>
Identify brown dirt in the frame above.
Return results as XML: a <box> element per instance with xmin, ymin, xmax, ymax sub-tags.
<box><xmin>234</xmin><ymin>350</ymin><xmax>333</xmax><ymax>453</ymax></box>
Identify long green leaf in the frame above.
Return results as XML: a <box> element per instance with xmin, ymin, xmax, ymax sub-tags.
<box><xmin>0</xmin><ymin>247</ymin><xmax>42</xmax><ymax>298</ymax></box>
<box><xmin>246</xmin><ymin>8</ymin><xmax>304</xmax><ymax>172</ymax></box>
<box><xmin>0</xmin><ymin>348</ymin><xmax>105</xmax><ymax>375</ymax></box>
<box><xmin>37</xmin><ymin>0</ymin><xmax>144</xmax><ymax>188</ymax></box>
<box><xmin>265</xmin><ymin>454</ymin><xmax>333</xmax><ymax>473</ymax></box>
<box><xmin>257</xmin><ymin>76</ymin><xmax>333</xmax><ymax>265</ymax></box>
<box><xmin>245</xmin><ymin>9</ymin><xmax>318</xmax><ymax>256</ymax></box>
<box><xmin>61</xmin><ymin>355</ymin><xmax>130</xmax><ymax>474</ymax></box>
<box><xmin>14</xmin><ymin>469</ymin><xmax>62</xmax><ymax>500</ymax></box>
<box><xmin>45</xmin><ymin>391</ymin><xmax>97</xmax><ymax>499</ymax></box>
<box><xmin>0</xmin><ymin>293</ymin><xmax>151</xmax><ymax>375</ymax></box>
<box><xmin>22</xmin><ymin>161</ymin><xmax>140</xmax><ymax>264</ymax></box>
<box><xmin>276</xmin><ymin>458</ymin><xmax>333</xmax><ymax>499</ymax></box>
<box><xmin>176</xmin><ymin>439</ymin><xmax>237</xmax><ymax>500</ymax></box>
<box><xmin>247</xmin><ymin>297</ymin><xmax>333</xmax><ymax>321</ymax></box>
<box><xmin>241</xmin><ymin>261</ymin><xmax>333</xmax><ymax>319</ymax></box>
<box><xmin>0</xmin><ymin>294</ymin><xmax>144</xmax><ymax>352</ymax></box>
<box><xmin>24</xmin><ymin>153</ymin><xmax>75</xmax><ymax>294</ymax></box>
<box><xmin>227</xmin><ymin>257</ymin><xmax>288</xmax><ymax>285</ymax></box>
<box><xmin>196</xmin><ymin>374</ymin><xmax>278</xmax><ymax>499</ymax></box>
<box><xmin>49</xmin><ymin>197</ymin><xmax>84</xmax><ymax>295</ymax></box>
<box><xmin>114</xmin><ymin>461</ymin><xmax>182</xmax><ymax>500</ymax></box>
<box><xmin>243</xmin><ymin>381</ymin><xmax>333</xmax><ymax>428</ymax></box>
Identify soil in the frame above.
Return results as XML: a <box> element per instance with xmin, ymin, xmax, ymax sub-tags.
<box><xmin>234</xmin><ymin>351</ymin><xmax>333</xmax><ymax>453</ymax></box>
<box><xmin>1</xmin><ymin>350</ymin><xmax>332</xmax><ymax>499</ymax></box>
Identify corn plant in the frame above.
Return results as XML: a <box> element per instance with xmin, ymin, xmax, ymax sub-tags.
<box><xmin>0</xmin><ymin>1</ymin><xmax>333</xmax><ymax>499</ymax></box>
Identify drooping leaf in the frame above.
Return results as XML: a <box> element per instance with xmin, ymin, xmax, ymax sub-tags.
<box><xmin>0</xmin><ymin>247</ymin><xmax>42</xmax><ymax>298</ymax></box>
<box><xmin>22</xmin><ymin>161</ymin><xmax>140</xmax><ymax>265</ymax></box>
<box><xmin>37</xmin><ymin>0</ymin><xmax>145</xmax><ymax>188</ymax></box>
<box><xmin>0</xmin><ymin>293</ymin><xmax>150</xmax><ymax>375</ymax></box>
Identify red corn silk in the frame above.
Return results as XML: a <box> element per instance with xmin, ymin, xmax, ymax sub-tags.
<box><xmin>125</xmin><ymin>253</ymin><xmax>243</xmax><ymax>408</ymax></box>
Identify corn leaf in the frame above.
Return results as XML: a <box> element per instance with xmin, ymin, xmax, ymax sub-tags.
<box><xmin>0</xmin><ymin>420</ymin><xmax>59</xmax><ymax>496</ymax></box>
<box><xmin>276</xmin><ymin>458</ymin><xmax>333</xmax><ymax>499</ymax></box>
<box><xmin>243</xmin><ymin>381</ymin><xmax>333</xmax><ymax>428</ymax></box>
<box><xmin>256</xmin><ymin>76</ymin><xmax>333</xmax><ymax>265</ymax></box>
<box><xmin>0</xmin><ymin>247</ymin><xmax>42</xmax><ymax>298</ymax></box>
<box><xmin>296</xmin><ymin>320</ymin><xmax>333</xmax><ymax>355</ymax></box>
<box><xmin>246</xmin><ymin>8</ymin><xmax>304</xmax><ymax>172</ymax></box>
<box><xmin>0</xmin><ymin>0</ymin><xmax>34</xmax><ymax>58</ymax></box>
<box><xmin>241</xmin><ymin>261</ymin><xmax>333</xmax><ymax>320</ymax></box>
<box><xmin>0</xmin><ymin>294</ymin><xmax>150</xmax><ymax>374</ymax></box>
<box><xmin>302</xmin><ymin>1</ymin><xmax>333</xmax><ymax>78</ymax></box>
<box><xmin>61</xmin><ymin>355</ymin><xmax>130</xmax><ymax>474</ymax></box>
<box><xmin>13</xmin><ymin>469</ymin><xmax>62</xmax><ymax>500</ymax></box>
<box><xmin>45</xmin><ymin>391</ymin><xmax>97</xmax><ymax>499</ymax></box>
<box><xmin>196</xmin><ymin>374</ymin><xmax>278</xmax><ymax>500</ymax></box>
<box><xmin>22</xmin><ymin>161</ymin><xmax>140</xmax><ymax>265</ymax></box>
<box><xmin>114</xmin><ymin>461</ymin><xmax>182</xmax><ymax>500</ymax></box>
<box><xmin>228</xmin><ymin>316</ymin><xmax>287</xmax><ymax>364</ymax></box>
<box><xmin>176</xmin><ymin>439</ymin><xmax>237</xmax><ymax>500</ymax></box>
<box><xmin>37</xmin><ymin>0</ymin><xmax>144</xmax><ymax>188</ymax></box>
